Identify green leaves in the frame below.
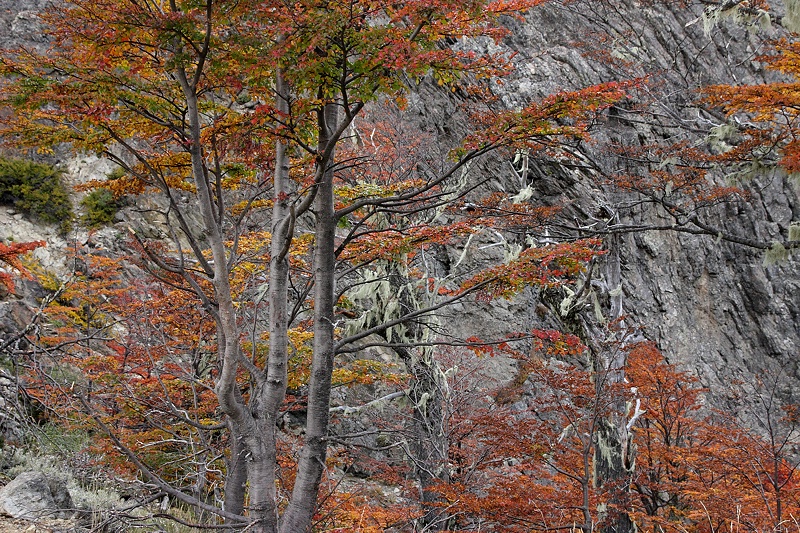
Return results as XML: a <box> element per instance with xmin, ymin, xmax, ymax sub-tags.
<box><xmin>0</xmin><ymin>158</ymin><xmax>74</xmax><ymax>233</ymax></box>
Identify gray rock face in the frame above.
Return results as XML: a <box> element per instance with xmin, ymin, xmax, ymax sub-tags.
<box><xmin>506</xmin><ymin>2</ymin><xmax>800</xmax><ymax>406</ymax></box>
<box><xmin>0</xmin><ymin>471</ymin><xmax>72</xmax><ymax>519</ymax></box>
<box><xmin>427</xmin><ymin>0</ymin><xmax>800</xmax><ymax>411</ymax></box>
<box><xmin>0</xmin><ymin>1</ymin><xmax>51</xmax><ymax>48</ymax></box>
<box><xmin>0</xmin><ymin>372</ymin><xmax>23</xmax><ymax>445</ymax></box>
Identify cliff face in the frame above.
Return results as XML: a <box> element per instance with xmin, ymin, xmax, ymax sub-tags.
<box><xmin>0</xmin><ymin>0</ymin><xmax>50</xmax><ymax>50</ymax></box>
<box><xmin>519</xmin><ymin>1</ymin><xmax>800</xmax><ymax>402</ymax></box>
<box><xmin>455</xmin><ymin>0</ymin><xmax>800</xmax><ymax>404</ymax></box>
<box><xmin>0</xmin><ymin>0</ymin><xmax>798</xmax><ymax>408</ymax></box>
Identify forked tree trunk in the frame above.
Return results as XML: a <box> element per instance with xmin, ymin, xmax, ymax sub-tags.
<box><xmin>241</xmin><ymin>67</ymin><xmax>295</xmax><ymax>533</ymax></box>
<box><xmin>178</xmin><ymin>59</ymin><xmax>286</xmax><ymax>532</ymax></box>
<box><xmin>234</xmin><ymin>68</ymin><xmax>296</xmax><ymax>533</ymax></box>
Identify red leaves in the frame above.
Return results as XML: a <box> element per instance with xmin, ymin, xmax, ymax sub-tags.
<box><xmin>427</xmin><ymin>340</ymin><xmax>800</xmax><ymax>532</ymax></box>
<box><xmin>0</xmin><ymin>240</ymin><xmax>45</xmax><ymax>293</ymax></box>
<box><xmin>530</xmin><ymin>329</ymin><xmax>585</xmax><ymax>358</ymax></box>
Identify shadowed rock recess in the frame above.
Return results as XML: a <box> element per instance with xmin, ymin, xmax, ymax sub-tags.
<box><xmin>0</xmin><ymin>0</ymin><xmax>797</xmax><ymax>433</ymax></box>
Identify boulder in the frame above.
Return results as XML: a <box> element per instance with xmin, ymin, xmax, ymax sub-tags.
<box><xmin>0</xmin><ymin>471</ymin><xmax>72</xmax><ymax>520</ymax></box>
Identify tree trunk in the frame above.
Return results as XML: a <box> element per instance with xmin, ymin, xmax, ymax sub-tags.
<box><xmin>386</xmin><ymin>266</ymin><xmax>451</xmax><ymax>529</ymax></box>
<box><xmin>247</xmin><ymin>422</ymin><xmax>280</xmax><ymax>533</ymax></box>
<box><xmin>592</xmin><ymin>229</ymin><xmax>635</xmax><ymax>533</ymax></box>
<box><xmin>594</xmin><ymin>417</ymin><xmax>636</xmax><ymax>533</ymax></box>
<box><xmin>406</xmin><ymin>350</ymin><xmax>450</xmax><ymax>528</ymax></box>
<box><xmin>264</xmin><ymin>67</ymin><xmax>291</xmax><ymax>421</ymax></box>
<box><xmin>280</xmin><ymin>102</ymin><xmax>339</xmax><ymax>533</ymax></box>
<box><xmin>177</xmin><ymin>64</ymin><xmax>279</xmax><ymax>533</ymax></box>
<box><xmin>223</xmin><ymin>421</ymin><xmax>247</xmax><ymax>518</ymax></box>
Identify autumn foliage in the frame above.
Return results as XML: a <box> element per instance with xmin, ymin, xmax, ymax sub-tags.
<box><xmin>0</xmin><ymin>0</ymin><xmax>798</xmax><ymax>530</ymax></box>
<box><xmin>704</xmin><ymin>38</ymin><xmax>800</xmax><ymax>175</ymax></box>
<box><xmin>0</xmin><ymin>240</ymin><xmax>44</xmax><ymax>293</ymax></box>
<box><xmin>403</xmin><ymin>338</ymin><xmax>800</xmax><ymax>533</ymax></box>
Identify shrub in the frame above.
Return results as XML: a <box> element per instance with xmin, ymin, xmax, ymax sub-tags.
<box><xmin>0</xmin><ymin>157</ymin><xmax>73</xmax><ymax>233</ymax></box>
<box><xmin>80</xmin><ymin>188</ymin><xmax>124</xmax><ymax>228</ymax></box>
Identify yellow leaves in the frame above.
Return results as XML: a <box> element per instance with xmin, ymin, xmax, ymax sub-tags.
<box><xmin>332</xmin><ymin>359</ymin><xmax>405</xmax><ymax>388</ymax></box>
<box><xmin>286</xmin><ymin>329</ymin><xmax>314</xmax><ymax>390</ymax></box>
<box><xmin>288</xmin><ymin>329</ymin><xmax>314</xmax><ymax>349</ymax></box>
<box><xmin>230</xmin><ymin>198</ymin><xmax>273</xmax><ymax>216</ymax></box>
<box><xmin>220</xmin><ymin>165</ymin><xmax>258</xmax><ymax>190</ymax></box>
<box><xmin>335</xmin><ymin>178</ymin><xmax>427</xmax><ymax>203</ymax></box>
<box><xmin>336</xmin><ymin>182</ymin><xmax>395</xmax><ymax>201</ymax></box>
<box><xmin>232</xmin><ymin>231</ymin><xmax>272</xmax><ymax>258</ymax></box>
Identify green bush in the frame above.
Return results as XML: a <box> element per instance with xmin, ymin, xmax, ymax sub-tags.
<box><xmin>0</xmin><ymin>157</ymin><xmax>74</xmax><ymax>233</ymax></box>
<box><xmin>81</xmin><ymin>187</ymin><xmax>124</xmax><ymax>228</ymax></box>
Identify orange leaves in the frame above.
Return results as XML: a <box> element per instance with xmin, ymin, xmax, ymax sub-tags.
<box><xmin>701</xmin><ymin>37</ymin><xmax>800</xmax><ymax>177</ymax></box>
<box><xmin>0</xmin><ymin>240</ymin><xmax>45</xmax><ymax>293</ymax></box>
<box><xmin>459</xmin><ymin>81</ymin><xmax>632</xmax><ymax>156</ymax></box>
<box><xmin>626</xmin><ymin>345</ymin><xmax>800</xmax><ymax>532</ymax></box>
<box><xmin>460</xmin><ymin>239</ymin><xmax>603</xmax><ymax>300</ymax></box>
<box><xmin>315</xmin><ymin>487</ymin><xmax>418</xmax><ymax>532</ymax></box>
<box><xmin>339</xmin><ymin>220</ymin><xmax>477</xmax><ymax>263</ymax></box>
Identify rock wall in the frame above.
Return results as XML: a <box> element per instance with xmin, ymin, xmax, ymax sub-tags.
<box><xmin>391</xmin><ymin>1</ymin><xmax>800</xmax><ymax>422</ymax></box>
<box><xmin>515</xmin><ymin>1</ymin><xmax>800</xmax><ymax>403</ymax></box>
<box><xmin>447</xmin><ymin>0</ymin><xmax>800</xmax><ymax>406</ymax></box>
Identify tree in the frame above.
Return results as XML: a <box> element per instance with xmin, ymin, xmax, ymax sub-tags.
<box><xmin>0</xmin><ymin>0</ymin><xmax>627</xmax><ymax>531</ymax></box>
<box><xmin>414</xmin><ymin>335</ymin><xmax>800</xmax><ymax>533</ymax></box>
<box><xmin>0</xmin><ymin>238</ymin><xmax>46</xmax><ymax>361</ymax></box>
<box><xmin>627</xmin><ymin>343</ymin><xmax>800</xmax><ymax>533</ymax></box>
<box><xmin>416</xmin><ymin>330</ymin><xmax>632</xmax><ymax>533</ymax></box>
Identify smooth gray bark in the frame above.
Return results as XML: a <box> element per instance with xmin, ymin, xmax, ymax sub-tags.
<box><xmin>239</xmin><ymin>67</ymin><xmax>294</xmax><ymax>533</ymax></box>
<box><xmin>280</xmin><ymin>102</ymin><xmax>340</xmax><ymax>533</ymax></box>
<box><xmin>223</xmin><ymin>421</ymin><xmax>247</xmax><ymax>518</ymax></box>
<box><xmin>175</xmin><ymin>37</ymin><xmax>278</xmax><ymax>531</ymax></box>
